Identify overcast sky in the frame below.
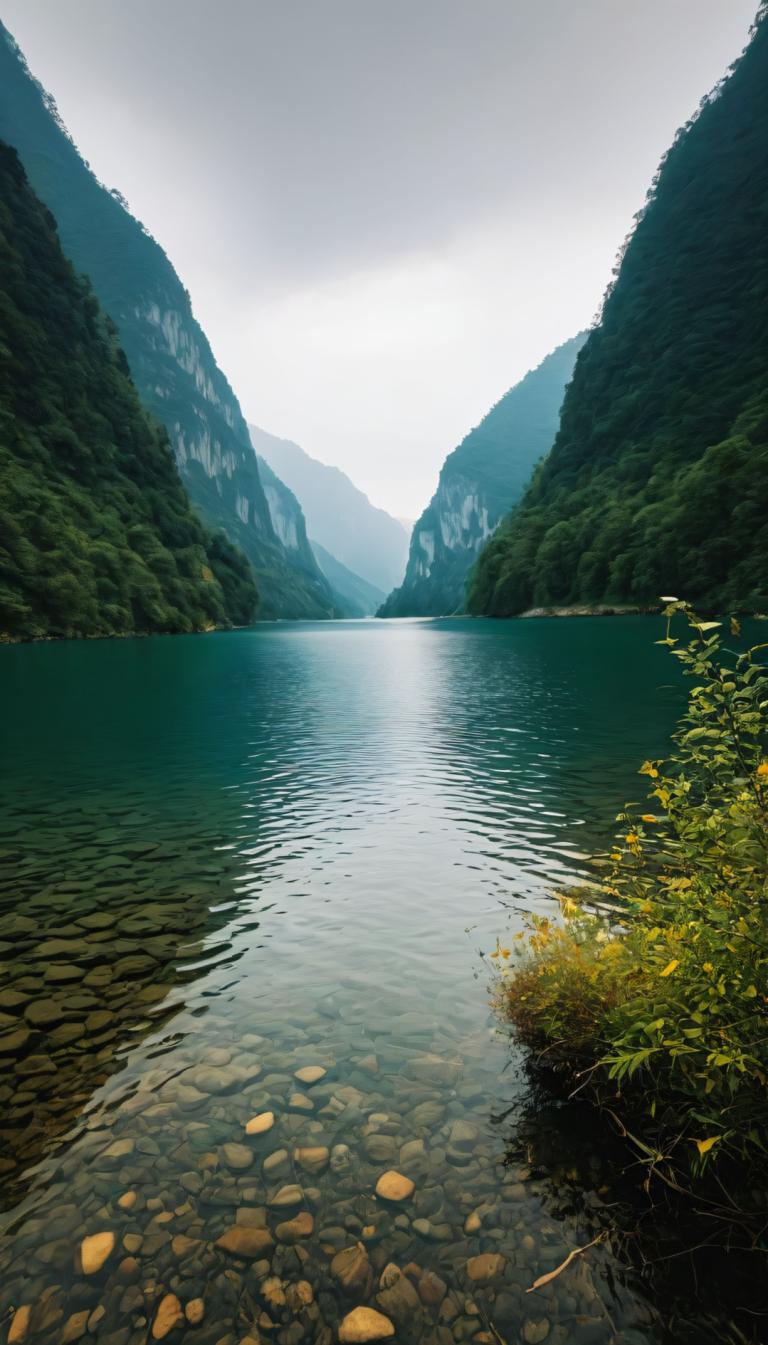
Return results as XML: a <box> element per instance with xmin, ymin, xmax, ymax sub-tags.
<box><xmin>2</xmin><ymin>1</ymin><xmax>758</xmax><ymax>518</ymax></box>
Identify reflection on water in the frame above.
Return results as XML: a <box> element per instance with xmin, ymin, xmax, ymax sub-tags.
<box><xmin>0</xmin><ymin>616</ymin><xmax>731</xmax><ymax>1345</ymax></box>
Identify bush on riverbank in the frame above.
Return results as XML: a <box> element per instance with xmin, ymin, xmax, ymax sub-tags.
<box><xmin>493</xmin><ymin>602</ymin><xmax>768</xmax><ymax>1192</ymax></box>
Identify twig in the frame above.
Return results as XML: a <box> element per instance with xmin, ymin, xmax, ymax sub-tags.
<box><xmin>525</xmin><ymin>1231</ymin><xmax>608</xmax><ymax>1293</ymax></box>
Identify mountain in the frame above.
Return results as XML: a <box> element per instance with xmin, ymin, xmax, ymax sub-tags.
<box><xmin>0</xmin><ymin>22</ymin><xmax>333</xmax><ymax>621</ymax></box>
<box><xmin>250</xmin><ymin>425</ymin><xmax>409</xmax><ymax>593</ymax></box>
<box><xmin>0</xmin><ymin>142</ymin><xmax>256</xmax><ymax>641</ymax></box>
<box><xmin>468</xmin><ymin>10</ymin><xmax>768</xmax><ymax>617</ymax></box>
<box><xmin>254</xmin><ymin>457</ymin><xmax>338</xmax><ymax>617</ymax></box>
<box><xmin>310</xmin><ymin>541</ymin><xmax>385</xmax><ymax>618</ymax></box>
<box><xmin>379</xmin><ymin>335</ymin><xmax>586</xmax><ymax>617</ymax></box>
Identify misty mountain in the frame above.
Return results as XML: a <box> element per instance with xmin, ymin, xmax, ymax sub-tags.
<box><xmin>250</xmin><ymin>425</ymin><xmax>409</xmax><ymax>594</ymax></box>
<box><xmin>379</xmin><ymin>334</ymin><xmax>586</xmax><ymax>617</ymax></box>
<box><xmin>0</xmin><ymin>21</ymin><xmax>335</xmax><ymax>620</ymax></box>
<box><xmin>310</xmin><ymin>542</ymin><xmax>385</xmax><ymax>618</ymax></box>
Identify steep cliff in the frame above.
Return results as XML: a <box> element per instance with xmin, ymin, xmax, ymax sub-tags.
<box><xmin>0</xmin><ymin>142</ymin><xmax>256</xmax><ymax>640</ymax></box>
<box><xmin>468</xmin><ymin>10</ymin><xmax>768</xmax><ymax>617</ymax></box>
<box><xmin>379</xmin><ymin>335</ymin><xmax>586</xmax><ymax>617</ymax></box>
<box><xmin>250</xmin><ymin>425</ymin><xmax>409</xmax><ymax>593</ymax></box>
<box><xmin>0</xmin><ymin>21</ymin><xmax>330</xmax><ymax>620</ymax></box>
<box><xmin>254</xmin><ymin>457</ymin><xmax>339</xmax><ymax>617</ymax></box>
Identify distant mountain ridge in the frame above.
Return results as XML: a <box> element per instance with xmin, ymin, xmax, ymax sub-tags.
<box><xmin>468</xmin><ymin>11</ymin><xmax>768</xmax><ymax>616</ymax></box>
<box><xmin>310</xmin><ymin>542</ymin><xmax>385</xmax><ymax>618</ymax></box>
<box><xmin>0</xmin><ymin>142</ymin><xmax>256</xmax><ymax>640</ymax></box>
<box><xmin>0</xmin><ymin>21</ymin><xmax>335</xmax><ymax>620</ymax></box>
<box><xmin>250</xmin><ymin>426</ymin><xmax>409</xmax><ymax>594</ymax></box>
<box><xmin>379</xmin><ymin>334</ymin><xmax>586</xmax><ymax>617</ymax></box>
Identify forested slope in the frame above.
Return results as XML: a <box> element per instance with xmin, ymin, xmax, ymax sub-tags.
<box><xmin>468</xmin><ymin>8</ymin><xmax>768</xmax><ymax>616</ymax></box>
<box><xmin>0</xmin><ymin>22</ymin><xmax>334</xmax><ymax>620</ymax></box>
<box><xmin>379</xmin><ymin>335</ymin><xmax>585</xmax><ymax>617</ymax></box>
<box><xmin>0</xmin><ymin>143</ymin><xmax>255</xmax><ymax>640</ymax></box>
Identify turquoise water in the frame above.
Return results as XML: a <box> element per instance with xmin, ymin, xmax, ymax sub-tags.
<box><xmin>0</xmin><ymin>618</ymin><xmax>726</xmax><ymax>1345</ymax></box>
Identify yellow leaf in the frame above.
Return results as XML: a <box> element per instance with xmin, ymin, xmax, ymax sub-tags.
<box><xmin>757</xmin><ymin>763</ymin><xmax>768</xmax><ymax>778</ymax></box>
<box><xmin>695</xmin><ymin>1136</ymin><xmax>719</xmax><ymax>1156</ymax></box>
<box><xmin>641</xmin><ymin>814</ymin><xmax>658</xmax><ymax>823</ymax></box>
<box><xmin>659</xmin><ymin>959</ymin><xmax>679</xmax><ymax>978</ymax></box>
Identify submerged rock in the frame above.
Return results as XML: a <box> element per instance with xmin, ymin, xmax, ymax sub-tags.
<box><xmin>215</xmin><ymin>1226</ymin><xmax>274</xmax><ymax>1258</ymax></box>
<box><xmin>80</xmin><ymin>1231</ymin><xmax>115</xmax><ymax>1274</ymax></box>
<box><xmin>152</xmin><ymin>1293</ymin><xmax>183</xmax><ymax>1340</ymax></box>
<box><xmin>339</xmin><ymin>1307</ymin><xmax>395</xmax><ymax>1343</ymax></box>
<box><xmin>375</xmin><ymin>1170</ymin><xmax>415</xmax><ymax>1202</ymax></box>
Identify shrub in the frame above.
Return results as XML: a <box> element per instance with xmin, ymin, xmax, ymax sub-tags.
<box><xmin>493</xmin><ymin>602</ymin><xmax>768</xmax><ymax>1192</ymax></box>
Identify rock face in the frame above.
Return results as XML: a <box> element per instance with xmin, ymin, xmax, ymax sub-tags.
<box><xmin>251</xmin><ymin>425</ymin><xmax>409</xmax><ymax>593</ymax></box>
<box><xmin>338</xmin><ymin>1306</ymin><xmax>396</xmax><ymax>1343</ymax></box>
<box><xmin>310</xmin><ymin>541</ymin><xmax>386</xmax><ymax>618</ymax></box>
<box><xmin>378</xmin><ymin>334</ymin><xmax>586</xmax><ymax>617</ymax></box>
<box><xmin>0</xmin><ymin>24</ymin><xmax>337</xmax><ymax>620</ymax></box>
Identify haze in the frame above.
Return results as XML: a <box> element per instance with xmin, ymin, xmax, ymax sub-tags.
<box><xmin>2</xmin><ymin>0</ymin><xmax>757</xmax><ymax>517</ymax></box>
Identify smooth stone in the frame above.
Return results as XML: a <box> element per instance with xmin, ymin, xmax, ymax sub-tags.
<box><xmin>364</xmin><ymin>1134</ymin><xmax>397</xmax><ymax>1164</ymax></box>
<box><xmin>288</xmin><ymin>1092</ymin><xmax>314</xmax><ymax>1112</ymax></box>
<box><xmin>185</xmin><ymin>1299</ymin><xmax>205</xmax><ymax>1325</ymax></box>
<box><xmin>294</xmin><ymin>1064</ymin><xmax>327</xmax><ymax>1085</ymax></box>
<box><xmin>264</xmin><ymin>1148</ymin><xmax>290</xmax><ymax>1176</ymax></box>
<box><xmin>466</xmin><ymin>1253</ymin><xmax>506</xmax><ymax>1283</ymax></box>
<box><xmin>221</xmin><ymin>1142</ymin><xmax>252</xmax><ymax>1170</ymax></box>
<box><xmin>152</xmin><ymin>1293</ymin><xmax>184</xmax><ymax>1340</ymax></box>
<box><xmin>275</xmin><ymin>1211</ymin><xmax>314</xmax><ymax>1242</ymax></box>
<box><xmin>268</xmin><ymin>1184</ymin><xmax>303</xmax><ymax>1207</ymax></box>
<box><xmin>418</xmin><ymin>1270</ymin><xmax>447</xmax><ymax>1307</ymax></box>
<box><xmin>376</xmin><ymin>1266</ymin><xmax>421</xmax><ymax>1323</ymax></box>
<box><xmin>331</xmin><ymin>1243</ymin><xmax>374</xmax><ymax>1297</ymax></box>
<box><xmin>60</xmin><ymin>1310</ymin><xmax>89</xmax><ymax>1343</ymax></box>
<box><xmin>449</xmin><ymin>1120</ymin><xmax>479</xmax><ymax>1151</ymax></box>
<box><xmin>80</xmin><ymin>1230</ymin><xmax>116</xmax><ymax>1274</ymax></box>
<box><xmin>293</xmin><ymin>1145</ymin><xmax>329</xmax><ymax>1174</ymax></box>
<box><xmin>215</xmin><ymin>1226</ymin><xmax>274</xmax><ymax>1258</ymax></box>
<box><xmin>339</xmin><ymin>1307</ymin><xmax>395</xmax><ymax>1343</ymax></box>
<box><xmin>522</xmin><ymin>1320</ymin><xmax>551</xmax><ymax>1345</ymax></box>
<box><xmin>8</xmin><ymin>1306</ymin><xmax>31</xmax><ymax>1344</ymax></box>
<box><xmin>464</xmin><ymin>1211</ymin><xmax>481</xmax><ymax>1233</ymax></box>
<box><xmin>375</xmin><ymin>1171</ymin><xmax>415</xmax><ymax>1202</ymax></box>
<box><xmin>245</xmin><ymin>1111</ymin><xmax>274</xmax><ymax>1136</ymax></box>
<box><xmin>235</xmin><ymin>1207</ymin><xmax>267</xmax><ymax>1228</ymax></box>
<box><xmin>117</xmin><ymin>1190</ymin><xmax>137</xmax><ymax>1211</ymax></box>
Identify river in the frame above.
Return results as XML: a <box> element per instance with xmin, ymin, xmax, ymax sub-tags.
<box><xmin>0</xmin><ymin>617</ymin><xmax>737</xmax><ymax>1345</ymax></box>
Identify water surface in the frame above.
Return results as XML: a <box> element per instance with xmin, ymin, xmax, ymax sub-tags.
<box><xmin>0</xmin><ymin>618</ymin><xmax>715</xmax><ymax>1345</ymax></box>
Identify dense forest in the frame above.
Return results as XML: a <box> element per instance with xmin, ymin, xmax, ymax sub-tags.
<box><xmin>0</xmin><ymin>142</ymin><xmax>256</xmax><ymax>640</ymax></box>
<box><xmin>468</xmin><ymin>8</ymin><xmax>768</xmax><ymax>616</ymax></box>
<box><xmin>0</xmin><ymin>22</ymin><xmax>336</xmax><ymax>621</ymax></box>
<box><xmin>379</xmin><ymin>335</ymin><xmax>585</xmax><ymax>618</ymax></box>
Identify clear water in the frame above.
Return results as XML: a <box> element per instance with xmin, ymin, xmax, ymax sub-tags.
<box><xmin>0</xmin><ymin>618</ymin><xmax>733</xmax><ymax>1345</ymax></box>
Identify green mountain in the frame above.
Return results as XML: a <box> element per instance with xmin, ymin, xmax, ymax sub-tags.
<box><xmin>0</xmin><ymin>22</ymin><xmax>335</xmax><ymax>621</ymax></box>
<box><xmin>0</xmin><ymin>142</ymin><xmax>256</xmax><ymax>641</ymax></box>
<box><xmin>468</xmin><ymin>10</ymin><xmax>768</xmax><ymax>617</ymax></box>
<box><xmin>250</xmin><ymin>425</ymin><xmax>409</xmax><ymax>594</ymax></box>
<box><xmin>379</xmin><ymin>335</ymin><xmax>586</xmax><ymax>617</ymax></box>
<box><xmin>310</xmin><ymin>541</ymin><xmax>385</xmax><ymax>617</ymax></box>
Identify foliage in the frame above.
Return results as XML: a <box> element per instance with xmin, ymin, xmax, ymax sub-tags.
<box><xmin>493</xmin><ymin>605</ymin><xmax>768</xmax><ymax>1191</ymax></box>
<box><xmin>468</xmin><ymin>8</ymin><xmax>768</xmax><ymax>616</ymax></box>
<box><xmin>0</xmin><ymin>22</ymin><xmax>337</xmax><ymax>620</ymax></box>
<box><xmin>0</xmin><ymin>141</ymin><xmax>257</xmax><ymax>640</ymax></box>
<box><xmin>381</xmin><ymin>335</ymin><xmax>586</xmax><ymax>618</ymax></box>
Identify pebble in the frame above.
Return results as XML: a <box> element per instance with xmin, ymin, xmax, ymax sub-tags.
<box><xmin>466</xmin><ymin>1253</ymin><xmax>506</xmax><ymax>1283</ymax></box>
<box><xmin>375</xmin><ymin>1170</ymin><xmax>415</xmax><ymax>1202</ymax></box>
<box><xmin>294</xmin><ymin>1065</ymin><xmax>327</xmax><ymax>1084</ymax></box>
<box><xmin>152</xmin><ymin>1293</ymin><xmax>184</xmax><ymax>1340</ymax></box>
<box><xmin>268</xmin><ymin>1184</ymin><xmax>303</xmax><ymax>1207</ymax></box>
<box><xmin>8</xmin><ymin>1306</ymin><xmax>31</xmax><ymax>1344</ymax></box>
<box><xmin>338</xmin><ymin>1307</ymin><xmax>396</xmax><ymax>1342</ymax></box>
<box><xmin>522</xmin><ymin>1319</ymin><xmax>551</xmax><ymax>1344</ymax></box>
<box><xmin>221</xmin><ymin>1142</ymin><xmax>252</xmax><ymax>1170</ymax></box>
<box><xmin>215</xmin><ymin>1226</ymin><xmax>274</xmax><ymax>1258</ymax></box>
<box><xmin>185</xmin><ymin>1299</ymin><xmax>205</xmax><ymax>1325</ymax></box>
<box><xmin>245</xmin><ymin>1111</ymin><xmax>274</xmax><ymax>1135</ymax></box>
<box><xmin>275</xmin><ymin>1211</ymin><xmax>314</xmax><ymax>1242</ymax></box>
<box><xmin>80</xmin><ymin>1230</ymin><xmax>116</xmax><ymax>1274</ymax></box>
<box><xmin>293</xmin><ymin>1145</ymin><xmax>329</xmax><ymax>1173</ymax></box>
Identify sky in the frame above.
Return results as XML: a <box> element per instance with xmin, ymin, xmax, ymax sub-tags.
<box><xmin>2</xmin><ymin>1</ymin><xmax>759</xmax><ymax>519</ymax></box>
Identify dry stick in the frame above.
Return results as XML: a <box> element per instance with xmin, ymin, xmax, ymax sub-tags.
<box><xmin>525</xmin><ymin>1231</ymin><xmax>608</xmax><ymax>1293</ymax></box>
